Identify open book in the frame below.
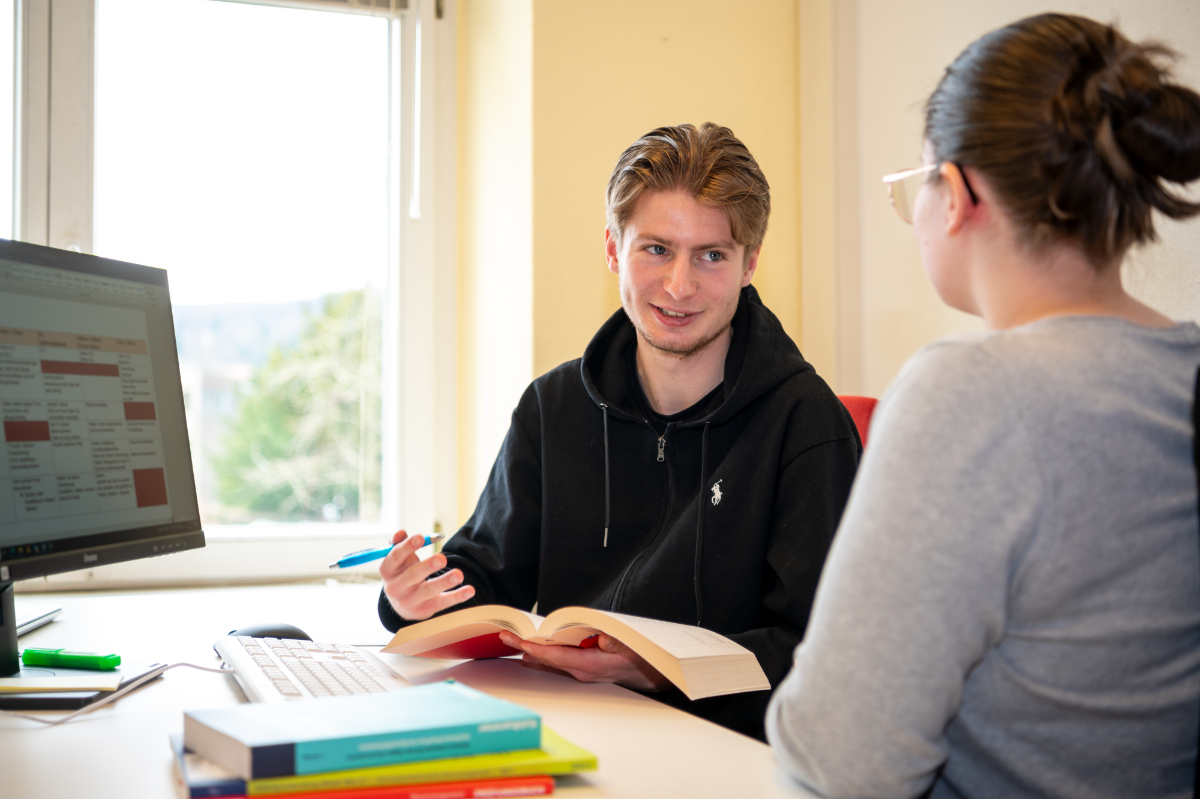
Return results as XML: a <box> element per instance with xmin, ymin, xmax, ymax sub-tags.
<box><xmin>381</xmin><ymin>605</ymin><xmax>770</xmax><ymax>701</ymax></box>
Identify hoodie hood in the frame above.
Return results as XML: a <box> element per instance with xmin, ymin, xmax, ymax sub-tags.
<box><xmin>580</xmin><ymin>285</ymin><xmax>813</xmax><ymax>427</ymax></box>
<box><xmin>579</xmin><ymin>285</ymin><xmax>822</xmax><ymax>626</ymax></box>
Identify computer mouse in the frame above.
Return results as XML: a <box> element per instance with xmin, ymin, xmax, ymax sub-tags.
<box><xmin>227</xmin><ymin>622</ymin><xmax>312</xmax><ymax>641</ymax></box>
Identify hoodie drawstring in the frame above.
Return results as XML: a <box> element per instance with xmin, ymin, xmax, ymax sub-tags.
<box><xmin>601</xmin><ymin>404</ymin><xmax>610</xmax><ymax>547</ymax></box>
<box><xmin>694</xmin><ymin>422</ymin><xmax>711</xmax><ymax>626</ymax></box>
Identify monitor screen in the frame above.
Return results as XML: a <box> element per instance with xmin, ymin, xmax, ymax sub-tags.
<box><xmin>0</xmin><ymin>240</ymin><xmax>204</xmax><ymax>586</ymax></box>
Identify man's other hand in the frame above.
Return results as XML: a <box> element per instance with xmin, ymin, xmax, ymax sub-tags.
<box><xmin>498</xmin><ymin>631</ymin><xmax>671</xmax><ymax>692</ymax></box>
<box><xmin>379</xmin><ymin>529</ymin><xmax>475</xmax><ymax>621</ymax></box>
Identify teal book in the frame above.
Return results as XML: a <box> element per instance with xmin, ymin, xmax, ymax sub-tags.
<box><xmin>182</xmin><ymin>681</ymin><xmax>541</xmax><ymax>780</ymax></box>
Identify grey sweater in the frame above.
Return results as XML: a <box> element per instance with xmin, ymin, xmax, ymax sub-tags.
<box><xmin>766</xmin><ymin>316</ymin><xmax>1200</xmax><ymax>799</ymax></box>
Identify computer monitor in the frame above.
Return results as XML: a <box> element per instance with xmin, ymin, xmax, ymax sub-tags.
<box><xmin>0</xmin><ymin>239</ymin><xmax>204</xmax><ymax>677</ymax></box>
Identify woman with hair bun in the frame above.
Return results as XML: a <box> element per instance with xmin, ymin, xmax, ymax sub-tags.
<box><xmin>767</xmin><ymin>13</ymin><xmax>1200</xmax><ymax>799</ymax></box>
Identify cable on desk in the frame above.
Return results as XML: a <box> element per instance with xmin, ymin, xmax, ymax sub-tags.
<box><xmin>0</xmin><ymin>662</ymin><xmax>229</xmax><ymax>727</ymax></box>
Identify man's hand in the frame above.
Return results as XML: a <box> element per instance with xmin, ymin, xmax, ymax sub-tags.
<box><xmin>380</xmin><ymin>529</ymin><xmax>475</xmax><ymax>621</ymax></box>
<box><xmin>498</xmin><ymin>631</ymin><xmax>671</xmax><ymax>692</ymax></box>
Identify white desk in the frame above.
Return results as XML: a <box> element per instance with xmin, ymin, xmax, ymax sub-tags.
<box><xmin>0</xmin><ymin>582</ymin><xmax>815</xmax><ymax>798</ymax></box>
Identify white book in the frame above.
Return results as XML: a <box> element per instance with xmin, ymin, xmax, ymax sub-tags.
<box><xmin>383</xmin><ymin>605</ymin><xmax>771</xmax><ymax>701</ymax></box>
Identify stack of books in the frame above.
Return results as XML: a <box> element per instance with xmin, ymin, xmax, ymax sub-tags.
<box><xmin>176</xmin><ymin>681</ymin><xmax>597</xmax><ymax>799</ymax></box>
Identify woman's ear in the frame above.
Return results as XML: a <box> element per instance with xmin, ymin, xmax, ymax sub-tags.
<box><xmin>940</xmin><ymin>162</ymin><xmax>976</xmax><ymax>236</ymax></box>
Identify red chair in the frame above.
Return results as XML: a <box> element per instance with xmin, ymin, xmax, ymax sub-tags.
<box><xmin>839</xmin><ymin>395</ymin><xmax>878</xmax><ymax>449</ymax></box>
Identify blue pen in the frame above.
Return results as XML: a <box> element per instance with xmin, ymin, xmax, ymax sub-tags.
<box><xmin>328</xmin><ymin>535</ymin><xmax>445</xmax><ymax>569</ymax></box>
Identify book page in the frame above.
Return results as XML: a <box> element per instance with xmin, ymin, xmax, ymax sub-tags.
<box><xmin>588</xmin><ymin>612</ymin><xmax>754</xmax><ymax>660</ymax></box>
<box><xmin>539</xmin><ymin>607</ymin><xmax>753</xmax><ymax>660</ymax></box>
<box><xmin>382</xmin><ymin>606</ymin><xmax>544</xmax><ymax>656</ymax></box>
<box><xmin>475</xmin><ymin>609</ymin><xmax>543</xmax><ymax>636</ymax></box>
<box><xmin>525</xmin><ymin>625</ymin><xmax>600</xmax><ymax>647</ymax></box>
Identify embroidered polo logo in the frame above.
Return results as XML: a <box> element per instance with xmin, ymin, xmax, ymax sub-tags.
<box><xmin>711</xmin><ymin>480</ymin><xmax>723</xmax><ymax>506</ymax></box>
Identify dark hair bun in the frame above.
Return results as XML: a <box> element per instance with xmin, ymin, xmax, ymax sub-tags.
<box><xmin>1116</xmin><ymin>84</ymin><xmax>1200</xmax><ymax>183</ymax></box>
<box><xmin>925</xmin><ymin>13</ymin><xmax>1200</xmax><ymax>265</ymax></box>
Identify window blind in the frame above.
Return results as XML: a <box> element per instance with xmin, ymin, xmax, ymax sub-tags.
<box><xmin>214</xmin><ymin>0</ymin><xmax>407</xmax><ymax>17</ymax></box>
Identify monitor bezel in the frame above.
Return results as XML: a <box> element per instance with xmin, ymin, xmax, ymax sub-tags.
<box><xmin>0</xmin><ymin>237</ymin><xmax>170</xmax><ymax>287</ymax></box>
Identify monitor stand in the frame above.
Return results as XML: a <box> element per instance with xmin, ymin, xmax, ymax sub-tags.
<box><xmin>1</xmin><ymin>582</ymin><xmax>19</xmax><ymax>676</ymax></box>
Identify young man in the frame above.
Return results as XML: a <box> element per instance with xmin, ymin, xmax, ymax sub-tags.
<box><xmin>378</xmin><ymin>123</ymin><xmax>859</xmax><ymax>740</ymax></box>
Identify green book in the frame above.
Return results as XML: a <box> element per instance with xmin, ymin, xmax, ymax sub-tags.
<box><xmin>247</xmin><ymin>727</ymin><xmax>597</xmax><ymax>796</ymax></box>
<box><xmin>184</xmin><ymin>681</ymin><xmax>540</xmax><ymax>779</ymax></box>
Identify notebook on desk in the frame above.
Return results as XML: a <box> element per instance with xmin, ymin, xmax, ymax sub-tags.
<box><xmin>15</xmin><ymin>602</ymin><xmax>62</xmax><ymax>636</ymax></box>
<box><xmin>0</xmin><ymin>661</ymin><xmax>164</xmax><ymax>709</ymax></box>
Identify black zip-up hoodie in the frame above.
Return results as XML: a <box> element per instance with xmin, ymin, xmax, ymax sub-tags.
<box><xmin>379</xmin><ymin>286</ymin><xmax>860</xmax><ymax>739</ymax></box>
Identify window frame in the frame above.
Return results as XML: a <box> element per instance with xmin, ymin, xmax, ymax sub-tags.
<box><xmin>12</xmin><ymin>0</ymin><xmax>457</xmax><ymax>589</ymax></box>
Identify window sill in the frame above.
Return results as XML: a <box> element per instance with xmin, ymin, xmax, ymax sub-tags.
<box><xmin>202</xmin><ymin>522</ymin><xmax>392</xmax><ymax>542</ymax></box>
<box><xmin>15</xmin><ymin>522</ymin><xmax>394</xmax><ymax>592</ymax></box>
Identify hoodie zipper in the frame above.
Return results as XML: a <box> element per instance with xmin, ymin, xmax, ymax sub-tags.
<box><xmin>611</xmin><ymin>422</ymin><xmax>674</xmax><ymax>610</ymax></box>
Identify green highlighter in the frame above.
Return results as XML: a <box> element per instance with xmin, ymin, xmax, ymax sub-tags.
<box><xmin>21</xmin><ymin>648</ymin><xmax>121</xmax><ymax>670</ymax></box>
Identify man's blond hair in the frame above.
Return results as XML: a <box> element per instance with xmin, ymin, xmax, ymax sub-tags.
<box><xmin>605</xmin><ymin>123</ymin><xmax>771</xmax><ymax>258</ymax></box>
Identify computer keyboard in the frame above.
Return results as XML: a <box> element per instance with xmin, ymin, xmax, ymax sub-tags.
<box><xmin>214</xmin><ymin>636</ymin><xmax>408</xmax><ymax>703</ymax></box>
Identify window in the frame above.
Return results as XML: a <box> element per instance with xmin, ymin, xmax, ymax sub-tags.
<box><xmin>13</xmin><ymin>0</ymin><xmax>455</xmax><ymax>585</ymax></box>
<box><xmin>95</xmin><ymin>0</ymin><xmax>388</xmax><ymax>529</ymax></box>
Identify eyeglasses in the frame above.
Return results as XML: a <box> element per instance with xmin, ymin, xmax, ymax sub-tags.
<box><xmin>881</xmin><ymin>164</ymin><xmax>938</xmax><ymax>223</ymax></box>
<box><xmin>882</xmin><ymin>162</ymin><xmax>979</xmax><ymax>224</ymax></box>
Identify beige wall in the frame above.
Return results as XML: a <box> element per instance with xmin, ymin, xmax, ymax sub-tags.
<box><xmin>531</xmin><ymin>0</ymin><xmax>802</xmax><ymax>377</ymax></box>
<box><xmin>457</xmin><ymin>0</ymin><xmax>1200</xmax><ymax>524</ymax></box>
<box><xmin>798</xmin><ymin>0</ymin><xmax>859</xmax><ymax>390</ymax></box>
<box><xmin>845</xmin><ymin>0</ymin><xmax>1200</xmax><ymax>397</ymax></box>
<box><xmin>457</xmin><ymin>0</ymin><xmax>533</xmax><ymax>524</ymax></box>
<box><xmin>458</xmin><ymin>0</ymin><xmax>803</xmax><ymax>524</ymax></box>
